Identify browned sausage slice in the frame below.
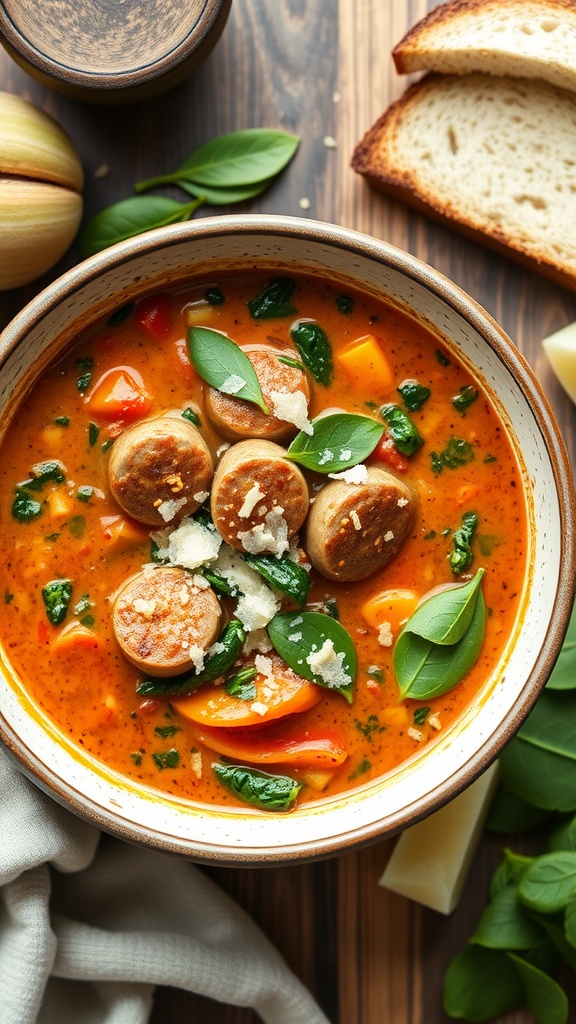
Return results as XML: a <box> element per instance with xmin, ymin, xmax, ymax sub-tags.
<box><xmin>112</xmin><ymin>566</ymin><xmax>221</xmax><ymax>676</ymax></box>
<box><xmin>211</xmin><ymin>439</ymin><xmax>309</xmax><ymax>555</ymax></box>
<box><xmin>108</xmin><ymin>414</ymin><xmax>213</xmax><ymax>526</ymax></box>
<box><xmin>304</xmin><ymin>466</ymin><xmax>416</xmax><ymax>581</ymax></box>
<box><xmin>204</xmin><ymin>347</ymin><xmax>311</xmax><ymax>442</ymax></box>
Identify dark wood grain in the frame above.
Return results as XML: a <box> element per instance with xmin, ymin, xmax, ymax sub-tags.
<box><xmin>1</xmin><ymin>2</ymin><xmax>575</xmax><ymax>1022</ymax></box>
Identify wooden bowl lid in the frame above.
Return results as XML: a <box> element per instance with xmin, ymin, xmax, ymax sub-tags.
<box><xmin>0</xmin><ymin>0</ymin><xmax>232</xmax><ymax>102</ymax></box>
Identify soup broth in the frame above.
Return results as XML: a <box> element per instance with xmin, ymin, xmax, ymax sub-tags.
<box><xmin>0</xmin><ymin>273</ymin><xmax>527</xmax><ymax>812</ymax></box>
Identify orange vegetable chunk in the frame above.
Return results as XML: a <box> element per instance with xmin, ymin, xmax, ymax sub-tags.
<box><xmin>86</xmin><ymin>366</ymin><xmax>152</xmax><ymax>422</ymax></box>
<box><xmin>189</xmin><ymin>719</ymin><xmax>348</xmax><ymax>768</ymax></box>
<box><xmin>336</xmin><ymin>333</ymin><xmax>394</xmax><ymax>392</ymax></box>
<box><xmin>361</xmin><ymin>588</ymin><xmax>419</xmax><ymax>637</ymax></box>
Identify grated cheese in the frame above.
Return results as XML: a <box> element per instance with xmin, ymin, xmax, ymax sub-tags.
<box><xmin>220</xmin><ymin>374</ymin><xmax>246</xmax><ymax>395</ymax></box>
<box><xmin>238</xmin><ymin>482</ymin><xmax>266</xmax><ymax>519</ymax></box>
<box><xmin>270</xmin><ymin>388</ymin><xmax>313</xmax><ymax>435</ymax></box>
<box><xmin>306</xmin><ymin>639</ymin><xmax>351</xmax><ymax>690</ymax></box>
<box><xmin>378</xmin><ymin>622</ymin><xmax>393</xmax><ymax>647</ymax></box>
<box><xmin>165</xmin><ymin>518</ymin><xmax>222</xmax><ymax>570</ymax></box>
<box><xmin>157</xmin><ymin>497</ymin><xmax>188</xmax><ymax>522</ymax></box>
<box><xmin>350</xmin><ymin>510</ymin><xmax>362</xmax><ymax>531</ymax></box>
<box><xmin>190</xmin><ymin>751</ymin><xmax>203</xmax><ymax>779</ymax></box>
<box><xmin>215</xmin><ymin>547</ymin><xmax>279</xmax><ymax>632</ymax></box>
<box><xmin>237</xmin><ymin>506</ymin><xmax>289</xmax><ymax>558</ymax></box>
<box><xmin>249</xmin><ymin>701</ymin><xmax>269</xmax><ymax>717</ymax></box>
<box><xmin>328</xmin><ymin>464</ymin><xmax>368</xmax><ymax>485</ymax></box>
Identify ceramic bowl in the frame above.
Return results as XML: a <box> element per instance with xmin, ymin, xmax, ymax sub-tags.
<box><xmin>0</xmin><ymin>215</ymin><xmax>574</xmax><ymax>864</ymax></box>
<box><xmin>0</xmin><ymin>0</ymin><xmax>232</xmax><ymax>104</ymax></box>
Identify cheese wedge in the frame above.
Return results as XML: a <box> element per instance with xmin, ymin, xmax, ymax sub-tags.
<box><xmin>542</xmin><ymin>321</ymin><xmax>576</xmax><ymax>404</ymax></box>
<box><xmin>379</xmin><ymin>762</ymin><xmax>499</xmax><ymax>914</ymax></box>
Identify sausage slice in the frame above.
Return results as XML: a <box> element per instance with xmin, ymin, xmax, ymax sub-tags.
<box><xmin>112</xmin><ymin>566</ymin><xmax>221</xmax><ymax>676</ymax></box>
<box><xmin>305</xmin><ymin>466</ymin><xmax>416</xmax><ymax>581</ymax></box>
<box><xmin>108</xmin><ymin>414</ymin><xmax>213</xmax><ymax>526</ymax></box>
<box><xmin>204</xmin><ymin>347</ymin><xmax>311</xmax><ymax>442</ymax></box>
<box><xmin>211</xmin><ymin>439</ymin><xmax>309</xmax><ymax>554</ymax></box>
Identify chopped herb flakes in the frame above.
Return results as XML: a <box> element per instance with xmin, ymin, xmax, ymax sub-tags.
<box><xmin>41</xmin><ymin>578</ymin><xmax>72</xmax><ymax>626</ymax></box>
<box><xmin>424</xmin><ymin>530</ymin><xmax>437</xmax><ymax>541</ymax></box>
<box><xmin>449</xmin><ymin>511</ymin><xmax>479</xmax><ymax>575</ymax></box>
<box><xmin>4</xmin><ymin>590</ymin><xmax>14</xmax><ymax>604</ymax></box>
<box><xmin>431</xmin><ymin>437</ymin><xmax>475</xmax><ymax>474</ymax></box>
<box><xmin>27</xmin><ymin>461</ymin><xmax>65</xmax><ymax>489</ymax></box>
<box><xmin>154</xmin><ymin>724</ymin><xmax>181</xmax><ymax>739</ymax></box>
<box><xmin>77</xmin><ymin>486</ymin><xmax>94</xmax><ymax>503</ymax></box>
<box><xmin>12</xmin><ymin>489</ymin><xmax>42</xmax><ymax>522</ymax></box>
<box><xmin>205</xmin><ymin>287</ymin><xmax>225</xmax><ymax>305</ymax></box>
<box><xmin>101</xmin><ymin>438</ymin><xmax>114</xmax><ymax>452</ymax></box>
<box><xmin>413</xmin><ymin>707</ymin><xmax>430</xmax><ymax>726</ymax></box>
<box><xmin>130</xmin><ymin>752</ymin><xmax>143</xmax><ymax>766</ymax></box>
<box><xmin>80</xmin><ymin>614</ymin><xmax>95</xmax><ymax>628</ymax></box>
<box><xmin>54</xmin><ymin>415</ymin><xmax>70</xmax><ymax>426</ymax></box>
<box><xmin>182</xmin><ymin>407</ymin><xmax>201</xmax><ymax>426</ymax></box>
<box><xmin>88</xmin><ymin>422</ymin><xmax>100</xmax><ymax>446</ymax></box>
<box><xmin>68</xmin><ymin>515</ymin><xmax>86</xmax><ymax>539</ymax></box>
<box><xmin>354</xmin><ymin>714</ymin><xmax>385</xmax><ymax>740</ymax></box>
<box><xmin>397</xmin><ymin>379</ymin><xmax>431</xmax><ymax>411</ymax></box>
<box><xmin>76</xmin><ymin>357</ymin><xmax>94</xmax><ymax>393</ymax></box>
<box><xmin>349</xmin><ymin>757</ymin><xmax>372</xmax><ymax>781</ymax></box>
<box><xmin>336</xmin><ymin>294</ymin><xmax>353</xmax><ymax>314</ymax></box>
<box><xmin>152</xmin><ymin>748</ymin><xmax>180</xmax><ymax>770</ymax></box>
<box><xmin>435</xmin><ymin>348</ymin><xmax>450</xmax><ymax>367</ymax></box>
<box><xmin>452</xmin><ymin>385</ymin><xmax>479</xmax><ymax>414</ymax></box>
<box><xmin>324</xmin><ymin>598</ymin><xmax>339</xmax><ymax>619</ymax></box>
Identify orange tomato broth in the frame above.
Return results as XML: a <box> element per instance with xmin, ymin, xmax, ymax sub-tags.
<box><xmin>0</xmin><ymin>273</ymin><xmax>527</xmax><ymax>811</ymax></box>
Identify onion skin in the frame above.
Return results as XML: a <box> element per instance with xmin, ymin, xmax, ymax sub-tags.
<box><xmin>0</xmin><ymin>92</ymin><xmax>83</xmax><ymax>290</ymax></box>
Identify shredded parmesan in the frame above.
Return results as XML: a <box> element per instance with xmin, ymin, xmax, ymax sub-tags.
<box><xmin>237</xmin><ymin>506</ymin><xmax>289</xmax><ymax>558</ymax></box>
<box><xmin>165</xmin><ymin>518</ymin><xmax>222</xmax><ymax>570</ymax></box>
<box><xmin>397</xmin><ymin>497</ymin><xmax>409</xmax><ymax>507</ymax></box>
<box><xmin>220</xmin><ymin>374</ymin><xmax>246</xmax><ymax>395</ymax></box>
<box><xmin>384</xmin><ymin>530</ymin><xmax>395</xmax><ymax>543</ymax></box>
<box><xmin>188</xmin><ymin>645</ymin><xmax>205</xmax><ymax>673</ymax></box>
<box><xmin>408</xmin><ymin>727</ymin><xmax>423</xmax><ymax>742</ymax></box>
<box><xmin>190</xmin><ymin>751</ymin><xmax>203</xmax><ymax>778</ymax></box>
<box><xmin>254</xmin><ymin>654</ymin><xmax>274</xmax><ymax>683</ymax></box>
<box><xmin>306</xmin><ymin>639</ymin><xmax>351</xmax><ymax>691</ymax></box>
<box><xmin>350</xmin><ymin>510</ymin><xmax>362</xmax><ymax>531</ymax></box>
<box><xmin>270</xmin><ymin>388</ymin><xmax>313</xmax><ymax>435</ymax></box>
<box><xmin>193</xmin><ymin>490</ymin><xmax>210</xmax><ymax>503</ymax></box>
<box><xmin>238</xmin><ymin>482</ymin><xmax>266</xmax><ymax>519</ymax></box>
<box><xmin>133</xmin><ymin>598</ymin><xmax>157</xmax><ymax>618</ymax></box>
<box><xmin>242</xmin><ymin>629</ymin><xmax>273</xmax><ymax>655</ymax></box>
<box><xmin>328</xmin><ymin>464</ymin><xmax>368</xmax><ymax>485</ymax></box>
<box><xmin>249</xmin><ymin>701</ymin><xmax>269</xmax><ymax>717</ymax></box>
<box><xmin>215</xmin><ymin>547</ymin><xmax>280</xmax><ymax>632</ymax></box>
<box><xmin>157</xmin><ymin>497</ymin><xmax>188</xmax><ymax>522</ymax></box>
<box><xmin>429</xmin><ymin>714</ymin><xmax>442</xmax><ymax>731</ymax></box>
<box><xmin>378</xmin><ymin>622</ymin><xmax>393</xmax><ymax>647</ymax></box>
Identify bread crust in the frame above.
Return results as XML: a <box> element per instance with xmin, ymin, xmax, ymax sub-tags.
<box><xmin>351</xmin><ymin>73</ymin><xmax>576</xmax><ymax>292</ymax></box>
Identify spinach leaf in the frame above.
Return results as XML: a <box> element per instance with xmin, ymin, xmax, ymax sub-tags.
<box><xmin>452</xmin><ymin>384</ymin><xmax>479</xmax><ymax>414</ymax></box>
<box><xmin>394</xmin><ymin>579</ymin><xmax>485</xmax><ymax>700</ymax></box>
<box><xmin>277</xmin><ymin>354</ymin><xmax>305</xmax><ymax>372</ymax></box>
<box><xmin>449</xmin><ymin>510</ymin><xmax>479</xmax><ymax>574</ymax></box>
<box><xmin>224</xmin><ymin>666</ymin><xmax>257</xmax><ymax>701</ymax></box>
<box><xmin>76</xmin><ymin>357</ymin><xmax>94</xmax><ymax>393</ymax></box>
<box><xmin>136</xmin><ymin>129</ymin><xmax>300</xmax><ymax>190</ymax></box>
<box><xmin>507</xmin><ymin>952</ymin><xmax>569</xmax><ymax>1024</ymax></box>
<box><xmin>487</xmin><ymin>786</ymin><xmax>551</xmax><ymax>833</ymax></box>
<box><xmin>78</xmin><ymin>195</ymin><xmax>204</xmax><ymax>259</ymax></box>
<box><xmin>152</xmin><ymin>749</ymin><xmax>180</xmax><ymax>770</ymax></box>
<box><xmin>285</xmin><ymin>412</ymin><xmax>383</xmax><ymax>473</ymax></box>
<box><xmin>499</xmin><ymin>690</ymin><xmax>576</xmax><ymax>811</ymax></box>
<box><xmin>471</xmin><ymin>885</ymin><xmax>545</xmax><ymax>950</ymax></box>
<box><xmin>336</xmin><ymin>294</ymin><xmax>353</xmax><ymax>314</ymax></box>
<box><xmin>26</xmin><ymin>461</ymin><xmax>66</xmax><ymax>489</ymax></box>
<box><xmin>268</xmin><ymin>610</ymin><xmax>356</xmax><ymax>703</ymax></box>
<box><xmin>550</xmin><ymin>816</ymin><xmax>576</xmax><ymax>852</ymax></box>
<box><xmin>212</xmin><ymin>763</ymin><xmax>302</xmax><ymax>812</ymax></box>
<box><xmin>564</xmin><ymin>898</ymin><xmax>576</xmax><ymax>949</ymax></box>
<box><xmin>187</xmin><ymin>326</ymin><xmax>269</xmax><ymax>413</ymax></box>
<box><xmin>11</xmin><ymin>489</ymin><xmax>42</xmax><ymax>522</ymax></box>
<box><xmin>204</xmin><ymin>287</ymin><xmax>225</xmax><ymax>306</ymax></box>
<box><xmin>107</xmin><ymin>303</ymin><xmax>134</xmax><ymax>327</ymax></box>
<box><xmin>243</xmin><ymin>553</ymin><xmax>310</xmax><ymax>606</ymax></box>
<box><xmin>88</xmin><ymin>422</ymin><xmax>100</xmax><ymax>447</ymax></box>
<box><xmin>247</xmin><ymin>278</ymin><xmax>297</xmax><ymax>320</ymax></box>
<box><xmin>137</xmin><ymin>619</ymin><xmax>245</xmax><ymax>697</ymax></box>
<box><xmin>398</xmin><ymin>569</ymin><xmax>484</xmax><ymax>646</ymax></box>
<box><xmin>431</xmin><ymin>437</ymin><xmax>475</xmax><ymax>474</ymax></box>
<box><xmin>443</xmin><ymin>945</ymin><xmax>524</xmax><ymax>1021</ymax></box>
<box><xmin>41</xmin><ymin>579</ymin><xmax>72</xmax><ymax>626</ymax></box>
<box><xmin>397</xmin><ymin>379</ymin><xmax>431</xmax><ymax>411</ymax></box>
<box><xmin>290</xmin><ymin>321</ymin><xmax>333</xmax><ymax>385</ymax></box>
<box><xmin>181</xmin><ymin>407</ymin><xmax>201</xmax><ymax>426</ymax></box>
<box><xmin>518</xmin><ymin>852</ymin><xmax>576</xmax><ymax>913</ymax></box>
<box><xmin>380</xmin><ymin>404</ymin><xmax>424</xmax><ymax>456</ymax></box>
<box><xmin>546</xmin><ymin>601</ymin><xmax>576</xmax><ymax>690</ymax></box>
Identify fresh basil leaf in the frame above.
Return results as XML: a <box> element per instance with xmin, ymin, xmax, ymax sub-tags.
<box><xmin>507</xmin><ymin>952</ymin><xmax>569</xmax><ymax>1024</ymax></box>
<box><xmin>400</xmin><ymin>569</ymin><xmax>484</xmax><ymax>646</ymax></box>
<box><xmin>532</xmin><ymin>914</ymin><xmax>576</xmax><ymax>971</ymax></box>
<box><xmin>137</xmin><ymin>620</ymin><xmax>245</xmax><ymax>697</ymax></box>
<box><xmin>546</xmin><ymin>601</ymin><xmax>576</xmax><ymax>690</ymax></box>
<box><xmin>449</xmin><ymin>511</ymin><xmax>479</xmax><ymax>575</ymax></box>
<box><xmin>487</xmin><ymin>786</ymin><xmax>551</xmax><ymax>833</ymax></box>
<box><xmin>187</xmin><ymin>326</ymin><xmax>269</xmax><ymax>413</ymax></box>
<box><xmin>41</xmin><ymin>579</ymin><xmax>72</xmax><ymax>626</ymax></box>
<box><xmin>394</xmin><ymin>585</ymin><xmax>485</xmax><ymax>700</ymax></box>
<box><xmin>268</xmin><ymin>610</ymin><xmax>356</xmax><ymax>704</ymax></box>
<box><xmin>285</xmin><ymin>412</ymin><xmax>384</xmax><ymax>473</ymax></box>
<box><xmin>224</xmin><ymin>666</ymin><xmax>257</xmax><ymax>701</ymax></box>
<box><xmin>243</xmin><ymin>553</ymin><xmax>310</xmax><ymax>606</ymax></box>
<box><xmin>380</xmin><ymin>404</ymin><xmax>424</xmax><ymax>456</ymax></box>
<box><xmin>172</xmin><ymin>177</ymin><xmax>273</xmax><ymax>205</ymax></box>
<box><xmin>290</xmin><ymin>320</ymin><xmax>333</xmax><ymax>385</ymax></box>
<box><xmin>212</xmin><ymin>762</ymin><xmax>302</xmax><ymax>812</ymax></box>
<box><xmin>443</xmin><ymin>945</ymin><xmax>524</xmax><ymax>1021</ymax></box>
<box><xmin>78</xmin><ymin>195</ymin><xmax>204</xmax><ymax>259</ymax></box>
<box><xmin>499</xmin><ymin>690</ymin><xmax>576</xmax><ymax>811</ymax></box>
<box><xmin>518</xmin><ymin>851</ymin><xmax>576</xmax><ymax>913</ymax></box>
<box><xmin>247</xmin><ymin>278</ymin><xmax>298</xmax><ymax>320</ymax></box>
<box><xmin>397</xmin><ymin>379</ymin><xmax>431</xmax><ymax>411</ymax></box>
<box><xmin>565</xmin><ymin>898</ymin><xmax>576</xmax><ymax>949</ymax></box>
<box><xmin>172</xmin><ymin>129</ymin><xmax>300</xmax><ymax>187</ymax></box>
<box><xmin>550</xmin><ymin>816</ymin><xmax>576</xmax><ymax>852</ymax></box>
<box><xmin>471</xmin><ymin>885</ymin><xmax>546</xmax><ymax>950</ymax></box>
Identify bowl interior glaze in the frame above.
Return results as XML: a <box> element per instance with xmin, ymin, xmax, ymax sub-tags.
<box><xmin>0</xmin><ymin>215</ymin><xmax>573</xmax><ymax>863</ymax></box>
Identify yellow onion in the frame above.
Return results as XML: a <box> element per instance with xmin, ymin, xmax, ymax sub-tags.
<box><xmin>0</xmin><ymin>91</ymin><xmax>83</xmax><ymax>290</ymax></box>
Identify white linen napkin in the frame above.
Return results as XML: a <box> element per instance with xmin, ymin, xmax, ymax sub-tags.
<box><xmin>0</xmin><ymin>745</ymin><xmax>331</xmax><ymax>1024</ymax></box>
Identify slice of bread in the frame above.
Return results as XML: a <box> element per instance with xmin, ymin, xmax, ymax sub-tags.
<box><xmin>351</xmin><ymin>73</ymin><xmax>576</xmax><ymax>290</ymax></box>
<box><xmin>393</xmin><ymin>0</ymin><xmax>576</xmax><ymax>95</ymax></box>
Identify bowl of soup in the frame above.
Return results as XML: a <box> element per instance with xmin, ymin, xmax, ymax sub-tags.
<box><xmin>0</xmin><ymin>215</ymin><xmax>573</xmax><ymax>863</ymax></box>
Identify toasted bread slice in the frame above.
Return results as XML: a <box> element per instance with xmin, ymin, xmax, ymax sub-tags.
<box><xmin>351</xmin><ymin>73</ymin><xmax>576</xmax><ymax>291</ymax></box>
<box><xmin>393</xmin><ymin>0</ymin><xmax>576</xmax><ymax>95</ymax></box>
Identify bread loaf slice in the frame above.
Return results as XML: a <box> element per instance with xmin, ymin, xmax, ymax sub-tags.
<box><xmin>351</xmin><ymin>73</ymin><xmax>576</xmax><ymax>290</ymax></box>
<box><xmin>393</xmin><ymin>0</ymin><xmax>576</xmax><ymax>95</ymax></box>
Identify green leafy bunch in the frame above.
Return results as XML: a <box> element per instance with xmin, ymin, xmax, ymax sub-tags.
<box><xmin>444</xmin><ymin>600</ymin><xmax>576</xmax><ymax>1024</ymax></box>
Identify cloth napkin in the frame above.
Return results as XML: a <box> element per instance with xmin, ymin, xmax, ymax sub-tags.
<box><xmin>0</xmin><ymin>744</ymin><xmax>331</xmax><ymax>1024</ymax></box>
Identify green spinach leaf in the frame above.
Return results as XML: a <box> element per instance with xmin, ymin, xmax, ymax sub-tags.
<box><xmin>431</xmin><ymin>436</ymin><xmax>475</xmax><ymax>474</ymax></box>
<box><xmin>397</xmin><ymin>379</ymin><xmax>431</xmax><ymax>411</ymax></box>
<box><xmin>285</xmin><ymin>412</ymin><xmax>383</xmax><ymax>473</ymax></box>
<box><xmin>499</xmin><ymin>690</ymin><xmax>576</xmax><ymax>811</ymax></box>
<box><xmin>247</xmin><ymin>278</ymin><xmax>298</xmax><ymax>320</ymax></box>
<box><xmin>449</xmin><ymin>510</ymin><xmax>479</xmax><ymax>575</ymax></box>
<box><xmin>243</xmin><ymin>553</ymin><xmax>310</xmax><ymax>606</ymax></box>
<box><xmin>187</xmin><ymin>326</ymin><xmax>269</xmax><ymax>413</ymax></box>
<box><xmin>137</xmin><ymin>620</ymin><xmax>245</xmax><ymax>697</ymax></box>
<box><xmin>224</xmin><ymin>666</ymin><xmax>257</xmax><ymax>701</ymax></box>
<box><xmin>41</xmin><ymin>579</ymin><xmax>72</xmax><ymax>626</ymax></box>
<box><xmin>380</xmin><ymin>404</ymin><xmax>424</xmax><ymax>456</ymax></box>
<box><xmin>290</xmin><ymin>321</ymin><xmax>333</xmax><ymax>385</ymax></box>
<box><xmin>546</xmin><ymin>602</ymin><xmax>576</xmax><ymax>690</ymax></box>
<box><xmin>507</xmin><ymin>952</ymin><xmax>569</xmax><ymax>1024</ymax></box>
<box><xmin>212</xmin><ymin>762</ymin><xmax>302</xmax><ymax>812</ymax></box>
<box><xmin>452</xmin><ymin>384</ymin><xmax>479</xmax><ymax>414</ymax></box>
<box><xmin>443</xmin><ymin>945</ymin><xmax>524</xmax><ymax>1021</ymax></box>
<box><xmin>518</xmin><ymin>852</ymin><xmax>576</xmax><ymax>913</ymax></box>
<box><xmin>471</xmin><ymin>885</ymin><xmax>545</xmax><ymax>950</ymax></box>
<box><xmin>268</xmin><ymin>610</ymin><xmax>356</xmax><ymax>703</ymax></box>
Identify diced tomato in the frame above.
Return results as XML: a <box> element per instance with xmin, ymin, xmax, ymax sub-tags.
<box><xmin>133</xmin><ymin>293</ymin><xmax>172</xmax><ymax>339</ymax></box>
<box><xmin>86</xmin><ymin>366</ymin><xmax>152</xmax><ymax>424</ymax></box>
<box><xmin>188</xmin><ymin>720</ymin><xmax>348</xmax><ymax>768</ymax></box>
<box><xmin>371</xmin><ymin>433</ymin><xmax>410</xmax><ymax>472</ymax></box>
<box><xmin>138</xmin><ymin>698</ymin><xmax>162</xmax><ymax>716</ymax></box>
<box><xmin>174</xmin><ymin>336</ymin><xmax>195</xmax><ymax>383</ymax></box>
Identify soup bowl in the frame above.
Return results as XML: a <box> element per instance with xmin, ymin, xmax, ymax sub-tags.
<box><xmin>0</xmin><ymin>215</ymin><xmax>574</xmax><ymax>863</ymax></box>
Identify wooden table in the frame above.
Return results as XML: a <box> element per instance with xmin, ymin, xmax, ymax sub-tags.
<box><xmin>1</xmin><ymin>2</ymin><xmax>575</xmax><ymax>1022</ymax></box>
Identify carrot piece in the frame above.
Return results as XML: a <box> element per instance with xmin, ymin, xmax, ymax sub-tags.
<box><xmin>456</xmin><ymin>483</ymin><xmax>480</xmax><ymax>506</ymax></box>
<box><xmin>86</xmin><ymin>366</ymin><xmax>152</xmax><ymax>423</ymax></box>
<box><xmin>173</xmin><ymin>654</ymin><xmax>322</xmax><ymax>728</ymax></box>
<box><xmin>361</xmin><ymin>588</ymin><xmax>419</xmax><ymax>637</ymax></box>
<box><xmin>336</xmin><ymin>334</ymin><xmax>394</xmax><ymax>393</ymax></box>
<box><xmin>189</xmin><ymin>719</ymin><xmax>348</xmax><ymax>768</ymax></box>
<box><xmin>52</xmin><ymin>622</ymin><xmax>103</xmax><ymax>652</ymax></box>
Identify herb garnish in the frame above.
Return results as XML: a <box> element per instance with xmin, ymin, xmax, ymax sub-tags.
<box><xmin>212</xmin><ymin>762</ymin><xmax>302</xmax><ymax>812</ymax></box>
<box><xmin>452</xmin><ymin>384</ymin><xmax>479</xmax><ymax>414</ymax></box>
<box><xmin>205</xmin><ymin>287</ymin><xmax>225</xmax><ymax>305</ymax></box>
<box><xmin>152</xmin><ymin>749</ymin><xmax>180</xmax><ymax>770</ymax></box>
<box><xmin>224</xmin><ymin>666</ymin><xmax>258</xmax><ymax>701</ymax></box>
<box><xmin>154</xmin><ymin>724</ymin><xmax>181</xmax><ymax>739</ymax></box>
<box><xmin>182</xmin><ymin>407</ymin><xmax>201</xmax><ymax>426</ymax></box>
<box><xmin>449</xmin><ymin>511</ymin><xmax>479</xmax><ymax>575</ymax></box>
<box><xmin>397</xmin><ymin>379</ymin><xmax>431</xmax><ymax>411</ymax></box>
<box><xmin>248</xmin><ymin>278</ymin><xmax>298</xmax><ymax>320</ymax></box>
<box><xmin>380</xmin><ymin>404</ymin><xmax>424</xmax><ymax>456</ymax></box>
<box><xmin>431</xmin><ymin>437</ymin><xmax>475</xmax><ymax>474</ymax></box>
<box><xmin>76</xmin><ymin>357</ymin><xmax>94</xmax><ymax>393</ymax></box>
<box><xmin>187</xmin><ymin>326</ymin><xmax>269</xmax><ymax>413</ymax></box>
<box><xmin>88</xmin><ymin>422</ymin><xmax>100</xmax><ymax>446</ymax></box>
<box><xmin>41</xmin><ymin>578</ymin><xmax>72</xmax><ymax>626</ymax></box>
<box><xmin>290</xmin><ymin>320</ymin><xmax>333</xmax><ymax>385</ymax></box>
<box><xmin>336</xmin><ymin>294</ymin><xmax>354</xmax><ymax>314</ymax></box>
<box><xmin>286</xmin><ymin>412</ymin><xmax>383</xmax><ymax>473</ymax></box>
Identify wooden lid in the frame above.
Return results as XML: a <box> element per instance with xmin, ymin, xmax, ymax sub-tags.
<box><xmin>0</xmin><ymin>0</ymin><xmax>231</xmax><ymax>102</ymax></box>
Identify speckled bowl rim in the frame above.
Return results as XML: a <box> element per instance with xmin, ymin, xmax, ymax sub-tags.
<box><xmin>0</xmin><ymin>214</ymin><xmax>574</xmax><ymax>864</ymax></box>
<box><xmin>0</xmin><ymin>0</ymin><xmax>230</xmax><ymax>90</ymax></box>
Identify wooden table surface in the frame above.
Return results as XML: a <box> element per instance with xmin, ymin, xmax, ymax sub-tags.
<box><xmin>1</xmin><ymin>2</ymin><xmax>575</xmax><ymax>1022</ymax></box>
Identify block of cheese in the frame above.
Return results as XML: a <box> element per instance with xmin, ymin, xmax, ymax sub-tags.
<box><xmin>542</xmin><ymin>321</ymin><xmax>576</xmax><ymax>404</ymax></box>
<box><xmin>379</xmin><ymin>762</ymin><xmax>499</xmax><ymax>915</ymax></box>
